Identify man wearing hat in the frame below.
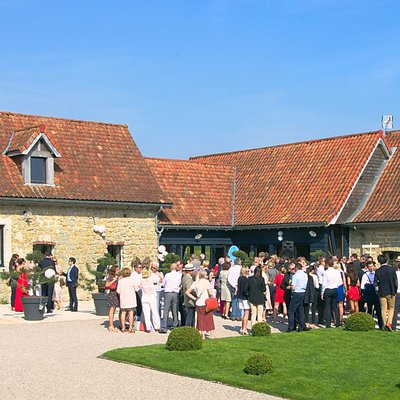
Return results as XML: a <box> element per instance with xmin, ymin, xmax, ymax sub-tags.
<box><xmin>181</xmin><ymin>263</ymin><xmax>196</xmax><ymax>327</ymax></box>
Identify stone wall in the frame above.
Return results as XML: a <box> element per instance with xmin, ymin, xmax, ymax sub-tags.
<box><xmin>349</xmin><ymin>224</ymin><xmax>400</xmax><ymax>260</ymax></box>
<box><xmin>0</xmin><ymin>202</ymin><xmax>158</xmax><ymax>302</ymax></box>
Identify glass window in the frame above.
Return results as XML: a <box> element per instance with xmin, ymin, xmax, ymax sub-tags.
<box><xmin>31</xmin><ymin>157</ymin><xmax>46</xmax><ymax>184</ymax></box>
<box><xmin>107</xmin><ymin>245</ymin><xmax>122</xmax><ymax>267</ymax></box>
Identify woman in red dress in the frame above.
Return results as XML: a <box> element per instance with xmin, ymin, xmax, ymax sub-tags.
<box><xmin>14</xmin><ymin>258</ymin><xmax>29</xmax><ymax>312</ymax></box>
<box><xmin>273</xmin><ymin>266</ymin><xmax>287</xmax><ymax>322</ymax></box>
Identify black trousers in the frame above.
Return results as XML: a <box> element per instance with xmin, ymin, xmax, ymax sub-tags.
<box><xmin>179</xmin><ymin>294</ymin><xmax>185</xmax><ymax>324</ymax></box>
<box><xmin>324</xmin><ymin>288</ymin><xmax>339</xmax><ymax>328</ymax></box>
<box><xmin>11</xmin><ymin>285</ymin><xmax>16</xmax><ymax>308</ymax></box>
<box><xmin>366</xmin><ymin>295</ymin><xmax>383</xmax><ymax>329</ymax></box>
<box><xmin>46</xmin><ymin>283</ymin><xmax>55</xmax><ymax>312</ymax></box>
<box><xmin>287</xmin><ymin>293</ymin><xmax>306</xmax><ymax>332</ymax></box>
<box><xmin>304</xmin><ymin>301</ymin><xmax>317</xmax><ymax>324</ymax></box>
<box><xmin>67</xmin><ymin>283</ymin><xmax>78</xmax><ymax>311</ymax></box>
<box><xmin>317</xmin><ymin>289</ymin><xmax>325</xmax><ymax>324</ymax></box>
<box><xmin>183</xmin><ymin>306</ymin><xmax>195</xmax><ymax>327</ymax></box>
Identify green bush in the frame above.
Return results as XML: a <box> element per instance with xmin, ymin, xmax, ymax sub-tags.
<box><xmin>345</xmin><ymin>312</ymin><xmax>376</xmax><ymax>331</ymax></box>
<box><xmin>26</xmin><ymin>251</ymin><xmax>44</xmax><ymax>264</ymax></box>
<box><xmin>243</xmin><ymin>353</ymin><xmax>273</xmax><ymax>375</ymax></box>
<box><xmin>166</xmin><ymin>327</ymin><xmax>203</xmax><ymax>351</ymax></box>
<box><xmin>252</xmin><ymin>322</ymin><xmax>272</xmax><ymax>336</ymax></box>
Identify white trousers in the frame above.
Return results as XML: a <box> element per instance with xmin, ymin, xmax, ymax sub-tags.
<box><xmin>142</xmin><ymin>295</ymin><xmax>161</xmax><ymax>331</ymax></box>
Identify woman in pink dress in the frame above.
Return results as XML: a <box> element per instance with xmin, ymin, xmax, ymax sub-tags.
<box><xmin>14</xmin><ymin>258</ymin><xmax>29</xmax><ymax>312</ymax></box>
<box><xmin>273</xmin><ymin>267</ymin><xmax>287</xmax><ymax>322</ymax></box>
<box><xmin>117</xmin><ymin>267</ymin><xmax>137</xmax><ymax>333</ymax></box>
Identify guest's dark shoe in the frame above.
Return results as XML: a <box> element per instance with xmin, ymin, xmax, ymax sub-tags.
<box><xmin>159</xmin><ymin>330</ymin><xmax>167</xmax><ymax>334</ymax></box>
<box><xmin>71</xmin><ymin>309</ymin><xmax>77</xmax><ymax>312</ymax></box>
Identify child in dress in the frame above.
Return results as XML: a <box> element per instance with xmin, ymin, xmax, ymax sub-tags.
<box><xmin>117</xmin><ymin>267</ymin><xmax>137</xmax><ymax>333</ymax></box>
<box><xmin>52</xmin><ymin>262</ymin><xmax>65</xmax><ymax>310</ymax></box>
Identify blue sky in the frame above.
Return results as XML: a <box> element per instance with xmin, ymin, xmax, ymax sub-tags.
<box><xmin>0</xmin><ymin>0</ymin><xmax>399</xmax><ymax>158</ymax></box>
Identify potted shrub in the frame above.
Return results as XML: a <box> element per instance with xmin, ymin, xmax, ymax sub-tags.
<box><xmin>80</xmin><ymin>253</ymin><xmax>116</xmax><ymax>316</ymax></box>
<box><xmin>0</xmin><ymin>263</ymin><xmax>53</xmax><ymax>321</ymax></box>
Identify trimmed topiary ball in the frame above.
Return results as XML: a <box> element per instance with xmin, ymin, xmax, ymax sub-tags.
<box><xmin>252</xmin><ymin>322</ymin><xmax>272</xmax><ymax>336</ymax></box>
<box><xmin>166</xmin><ymin>326</ymin><xmax>203</xmax><ymax>351</ymax></box>
<box><xmin>345</xmin><ymin>312</ymin><xmax>376</xmax><ymax>331</ymax></box>
<box><xmin>244</xmin><ymin>352</ymin><xmax>273</xmax><ymax>375</ymax></box>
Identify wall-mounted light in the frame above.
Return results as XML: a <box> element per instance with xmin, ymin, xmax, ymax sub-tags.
<box><xmin>309</xmin><ymin>230</ymin><xmax>317</xmax><ymax>237</ymax></box>
<box><xmin>22</xmin><ymin>210</ymin><xmax>34</xmax><ymax>222</ymax></box>
<box><xmin>195</xmin><ymin>234</ymin><xmax>202</xmax><ymax>240</ymax></box>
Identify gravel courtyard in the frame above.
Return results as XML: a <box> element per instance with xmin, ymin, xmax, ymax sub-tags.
<box><xmin>0</xmin><ymin>302</ymin><xmax>283</xmax><ymax>400</ymax></box>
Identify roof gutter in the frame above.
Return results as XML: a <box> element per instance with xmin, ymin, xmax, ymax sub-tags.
<box><xmin>0</xmin><ymin>196</ymin><xmax>173</xmax><ymax>209</ymax></box>
<box><xmin>160</xmin><ymin>222</ymin><xmax>327</xmax><ymax>230</ymax></box>
<box><xmin>345</xmin><ymin>221</ymin><xmax>400</xmax><ymax>227</ymax></box>
<box><xmin>155</xmin><ymin>206</ymin><xmax>165</xmax><ymax>246</ymax></box>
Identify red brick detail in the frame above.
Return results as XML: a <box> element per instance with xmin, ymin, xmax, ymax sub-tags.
<box><xmin>106</xmin><ymin>241</ymin><xmax>124</xmax><ymax>246</ymax></box>
<box><xmin>146</xmin><ymin>157</ymin><xmax>235</xmax><ymax>226</ymax></box>
<box><xmin>33</xmin><ymin>241</ymin><xmax>56</xmax><ymax>245</ymax></box>
<box><xmin>0</xmin><ymin>111</ymin><xmax>167</xmax><ymax>204</ymax></box>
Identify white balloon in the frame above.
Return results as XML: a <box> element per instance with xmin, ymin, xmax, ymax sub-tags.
<box><xmin>45</xmin><ymin>269</ymin><xmax>56</xmax><ymax>279</ymax></box>
<box><xmin>158</xmin><ymin>245</ymin><xmax>166</xmax><ymax>253</ymax></box>
<box><xmin>162</xmin><ymin>251</ymin><xmax>168</xmax><ymax>257</ymax></box>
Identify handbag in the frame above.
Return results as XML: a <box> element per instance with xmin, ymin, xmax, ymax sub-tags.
<box><xmin>108</xmin><ymin>281</ymin><xmax>117</xmax><ymax>291</ymax></box>
<box><xmin>205</xmin><ymin>297</ymin><xmax>218</xmax><ymax>313</ymax></box>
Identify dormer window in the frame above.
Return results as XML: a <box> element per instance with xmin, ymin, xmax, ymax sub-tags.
<box><xmin>31</xmin><ymin>157</ymin><xmax>47</xmax><ymax>184</ymax></box>
<box><xmin>4</xmin><ymin>124</ymin><xmax>61</xmax><ymax>186</ymax></box>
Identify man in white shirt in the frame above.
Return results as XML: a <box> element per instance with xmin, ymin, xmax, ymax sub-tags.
<box><xmin>160</xmin><ymin>263</ymin><xmax>181</xmax><ymax>333</ymax></box>
<box><xmin>131</xmin><ymin>262</ymin><xmax>143</xmax><ymax>317</ymax></box>
<box><xmin>227</xmin><ymin>258</ymin><xmax>242</xmax><ymax>320</ymax></box>
<box><xmin>321</xmin><ymin>259</ymin><xmax>342</xmax><ymax>328</ymax></box>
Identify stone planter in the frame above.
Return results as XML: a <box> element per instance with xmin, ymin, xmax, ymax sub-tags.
<box><xmin>21</xmin><ymin>296</ymin><xmax>48</xmax><ymax>321</ymax></box>
<box><xmin>92</xmin><ymin>292</ymin><xmax>109</xmax><ymax>316</ymax></box>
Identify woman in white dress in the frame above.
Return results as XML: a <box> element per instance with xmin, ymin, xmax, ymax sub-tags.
<box><xmin>140</xmin><ymin>268</ymin><xmax>161</xmax><ymax>332</ymax></box>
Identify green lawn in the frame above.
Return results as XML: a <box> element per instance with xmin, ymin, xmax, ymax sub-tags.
<box><xmin>103</xmin><ymin>329</ymin><xmax>400</xmax><ymax>400</ymax></box>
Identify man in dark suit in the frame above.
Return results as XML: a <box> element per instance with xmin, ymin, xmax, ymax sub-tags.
<box><xmin>38</xmin><ymin>251</ymin><xmax>56</xmax><ymax>313</ymax></box>
<box><xmin>66</xmin><ymin>257</ymin><xmax>79</xmax><ymax>312</ymax></box>
<box><xmin>375</xmin><ymin>254</ymin><xmax>398</xmax><ymax>331</ymax></box>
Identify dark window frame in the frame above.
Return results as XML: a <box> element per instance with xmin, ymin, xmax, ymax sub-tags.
<box><xmin>30</xmin><ymin>157</ymin><xmax>47</xmax><ymax>184</ymax></box>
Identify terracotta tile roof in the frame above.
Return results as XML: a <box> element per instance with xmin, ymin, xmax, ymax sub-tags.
<box><xmin>6</xmin><ymin>125</ymin><xmax>43</xmax><ymax>154</ymax></box>
<box><xmin>191</xmin><ymin>131</ymin><xmax>386</xmax><ymax>226</ymax></box>
<box><xmin>0</xmin><ymin>111</ymin><xmax>168</xmax><ymax>204</ymax></box>
<box><xmin>145</xmin><ymin>157</ymin><xmax>235</xmax><ymax>226</ymax></box>
<box><xmin>352</xmin><ymin>130</ymin><xmax>400</xmax><ymax>223</ymax></box>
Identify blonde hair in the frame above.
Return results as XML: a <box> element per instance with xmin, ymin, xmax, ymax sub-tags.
<box><xmin>141</xmin><ymin>267</ymin><xmax>151</xmax><ymax>279</ymax></box>
<box><xmin>333</xmin><ymin>262</ymin><xmax>341</xmax><ymax>270</ymax></box>
<box><xmin>197</xmin><ymin>270</ymin><xmax>207</xmax><ymax>280</ymax></box>
<box><xmin>121</xmin><ymin>267</ymin><xmax>131</xmax><ymax>278</ymax></box>
<box><xmin>240</xmin><ymin>266</ymin><xmax>249</xmax><ymax>276</ymax></box>
<box><xmin>202</xmin><ymin>260</ymin><xmax>210</xmax><ymax>268</ymax></box>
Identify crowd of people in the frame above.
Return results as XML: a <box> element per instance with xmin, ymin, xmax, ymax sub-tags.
<box><xmin>100</xmin><ymin>251</ymin><xmax>400</xmax><ymax>336</ymax></box>
<box><xmin>6</xmin><ymin>250</ymin><xmax>400</xmax><ymax>337</ymax></box>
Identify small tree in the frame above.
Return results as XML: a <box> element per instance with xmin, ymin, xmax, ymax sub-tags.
<box><xmin>309</xmin><ymin>249</ymin><xmax>325</xmax><ymax>262</ymax></box>
<box><xmin>95</xmin><ymin>253</ymin><xmax>117</xmax><ymax>292</ymax></box>
<box><xmin>0</xmin><ymin>265</ymin><xmax>55</xmax><ymax>297</ymax></box>
<box><xmin>163</xmin><ymin>253</ymin><xmax>180</xmax><ymax>268</ymax></box>
<box><xmin>26</xmin><ymin>251</ymin><xmax>44</xmax><ymax>265</ymax></box>
<box><xmin>232</xmin><ymin>250</ymin><xmax>255</xmax><ymax>267</ymax></box>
